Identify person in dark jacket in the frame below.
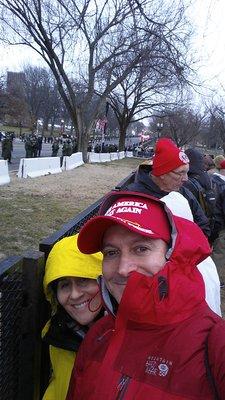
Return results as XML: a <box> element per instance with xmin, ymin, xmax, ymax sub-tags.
<box><xmin>126</xmin><ymin>138</ymin><xmax>211</xmax><ymax>238</ymax></box>
<box><xmin>184</xmin><ymin>148</ymin><xmax>213</xmax><ymax>195</ymax></box>
<box><xmin>37</xmin><ymin>135</ymin><xmax>43</xmax><ymax>157</ymax></box>
<box><xmin>51</xmin><ymin>139</ymin><xmax>60</xmax><ymax>157</ymax></box>
<box><xmin>1</xmin><ymin>133</ymin><xmax>13</xmax><ymax>163</ymax></box>
<box><xmin>210</xmin><ymin>159</ymin><xmax>225</xmax><ymax>284</ymax></box>
<box><xmin>183</xmin><ymin>148</ymin><xmax>216</xmax><ymax>239</ymax></box>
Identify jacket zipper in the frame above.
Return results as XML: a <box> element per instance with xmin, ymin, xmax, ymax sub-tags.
<box><xmin>115</xmin><ymin>375</ymin><xmax>130</xmax><ymax>399</ymax></box>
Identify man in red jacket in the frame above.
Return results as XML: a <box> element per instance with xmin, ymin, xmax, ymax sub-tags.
<box><xmin>67</xmin><ymin>191</ymin><xmax>225</xmax><ymax>399</ymax></box>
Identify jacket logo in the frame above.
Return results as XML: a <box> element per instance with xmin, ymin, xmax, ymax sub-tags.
<box><xmin>145</xmin><ymin>355</ymin><xmax>172</xmax><ymax>377</ymax></box>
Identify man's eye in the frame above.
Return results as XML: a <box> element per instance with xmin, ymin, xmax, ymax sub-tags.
<box><xmin>103</xmin><ymin>249</ymin><xmax>118</xmax><ymax>258</ymax></box>
<box><xmin>135</xmin><ymin>246</ymin><xmax>149</xmax><ymax>253</ymax></box>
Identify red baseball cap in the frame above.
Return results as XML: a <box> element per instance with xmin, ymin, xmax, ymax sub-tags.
<box><xmin>78</xmin><ymin>191</ymin><xmax>171</xmax><ymax>254</ymax></box>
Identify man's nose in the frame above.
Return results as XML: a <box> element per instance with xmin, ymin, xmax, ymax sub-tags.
<box><xmin>181</xmin><ymin>173</ymin><xmax>188</xmax><ymax>182</ymax></box>
<box><xmin>118</xmin><ymin>255</ymin><xmax>138</xmax><ymax>277</ymax></box>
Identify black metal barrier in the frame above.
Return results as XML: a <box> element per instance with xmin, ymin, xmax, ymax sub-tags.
<box><xmin>0</xmin><ymin>171</ymin><xmax>135</xmax><ymax>400</ymax></box>
<box><xmin>0</xmin><ymin>251</ymin><xmax>46</xmax><ymax>400</ymax></box>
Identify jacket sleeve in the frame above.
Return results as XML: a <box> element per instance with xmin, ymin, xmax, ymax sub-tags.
<box><xmin>207</xmin><ymin>320</ymin><xmax>225</xmax><ymax>397</ymax></box>
<box><xmin>180</xmin><ymin>186</ymin><xmax>211</xmax><ymax>238</ymax></box>
<box><xmin>66</xmin><ymin>342</ymin><xmax>85</xmax><ymax>399</ymax></box>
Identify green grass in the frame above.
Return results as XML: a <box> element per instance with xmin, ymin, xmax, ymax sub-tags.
<box><xmin>0</xmin><ymin>191</ymin><xmax>87</xmax><ymax>259</ymax></box>
<box><xmin>0</xmin><ymin>157</ymin><xmax>142</xmax><ymax>261</ymax></box>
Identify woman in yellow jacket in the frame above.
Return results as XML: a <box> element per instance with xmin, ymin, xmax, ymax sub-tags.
<box><xmin>42</xmin><ymin>234</ymin><xmax>103</xmax><ymax>400</ymax></box>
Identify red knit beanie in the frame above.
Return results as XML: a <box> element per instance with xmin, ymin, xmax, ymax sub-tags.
<box><xmin>152</xmin><ymin>138</ymin><xmax>189</xmax><ymax>176</ymax></box>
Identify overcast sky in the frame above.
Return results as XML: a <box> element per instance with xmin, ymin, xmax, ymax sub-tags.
<box><xmin>0</xmin><ymin>0</ymin><xmax>224</xmax><ymax>101</ymax></box>
<box><xmin>190</xmin><ymin>0</ymin><xmax>225</xmax><ymax>94</ymax></box>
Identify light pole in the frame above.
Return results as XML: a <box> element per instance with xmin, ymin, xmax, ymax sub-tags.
<box><xmin>156</xmin><ymin>122</ymin><xmax>163</xmax><ymax>139</ymax></box>
<box><xmin>60</xmin><ymin>119</ymin><xmax>65</xmax><ymax>135</ymax></box>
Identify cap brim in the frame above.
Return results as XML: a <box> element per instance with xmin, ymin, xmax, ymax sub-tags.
<box><xmin>77</xmin><ymin>215</ymin><xmax>159</xmax><ymax>254</ymax></box>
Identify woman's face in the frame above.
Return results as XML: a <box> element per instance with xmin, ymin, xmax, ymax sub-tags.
<box><xmin>57</xmin><ymin>277</ymin><xmax>101</xmax><ymax>326</ymax></box>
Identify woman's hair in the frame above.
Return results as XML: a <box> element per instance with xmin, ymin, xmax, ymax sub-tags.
<box><xmin>50</xmin><ymin>279</ymin><xmax>58</xmax><ymax>297</ymax></box>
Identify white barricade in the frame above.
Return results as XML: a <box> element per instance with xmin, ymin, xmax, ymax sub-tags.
<box><xmin>118</xmin><ymin>151</ymin><xmax>125</xmax><ymax>159</ymax></box>
<box><xmin>62</xmin><ymin>152</ymin><xmax>84</xmax><ymax>171</ymax></box>
<box><xmin>99</xmin><ymin>153</ymin><xmax>111</xmax><ymax>162</ymax></box>
<box><xmin>110</xmin><ymin>152</ymin><xmax>119</xmax><ymax>161</ymax></box>
<box><xmin>0</xmin><ymin>160</ymin><xmax>10</xmax><ymax>185</ymax></box>
<box><xmin>17</xmin><ymin>157</ymin><xmax>62</xmax><ymax>178</ymax></box>
<box><xmin>126</xmin><ymin>151</ymin><xmax>133</xmax><ymax>158</ymax></box>
<box><xmin>88</xmin><ymin>151</ymin><xmax>127</xmax><ymax>163</ymax></box>
<box><xmin>89</xmin><ymin>152</ymin><xmax>101</xmax><ymax>163</ymax></box>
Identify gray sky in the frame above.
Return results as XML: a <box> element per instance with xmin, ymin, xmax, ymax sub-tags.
<box><xmin>0</xmin><ymin>0</ymin><xmax>224</xmax><ymax>100</ymax></box>
<box><xmin>190</xmin><ymin>0</ymin><xmax>225</xmax><ymax>94</ymax></box>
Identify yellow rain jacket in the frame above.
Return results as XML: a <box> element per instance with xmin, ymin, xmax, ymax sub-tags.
<box><xmin>42</xmin><ymin>234</ymin><xmax>102</xmax><ymax>400</ymax></box>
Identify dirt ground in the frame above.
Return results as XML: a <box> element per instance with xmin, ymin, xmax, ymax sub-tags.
<box><xmin>0</xmin><ymin>157</ymin><xmax>224</xmax><ymax>316</ymax></box>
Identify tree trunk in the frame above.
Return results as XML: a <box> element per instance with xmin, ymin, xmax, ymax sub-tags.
<box><xmin>118</xmin><ymin>124</ymin><xmax>127</xmax><ymax>151</ymax></box>
<box><xmin>74</xmin><ymin>107</ymin><xmax>89</xmax><ymax>163</ymax></box>
<box><xmin>81</xmin><ymin>130</ymin><xmax>89</xmax><ymax>163</ymax></box>
<box><xmin>76</xmin><ymin>107</ymin><xmax>83</xmax><ymax>152</ymax></box>
<box><xmin>42</xmin><ymin>117</ymin><xmax>49</xmax><ymax>134</ymax></box>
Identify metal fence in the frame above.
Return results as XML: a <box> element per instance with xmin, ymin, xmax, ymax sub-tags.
<box><xmin>0</xmin><ymin>171</ymin><xmax>135</xmax><ymax>400</ymax></box>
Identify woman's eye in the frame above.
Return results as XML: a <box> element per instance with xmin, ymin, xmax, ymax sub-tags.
<box><xmin>77</xmin><ymin>278</ymin><xmax>88</xmax><ymax>287</ymax></box>
<box><xmin>59</xmin><ymin>280</ymin><xmax>70</xmax><ymax>289</ymax></box>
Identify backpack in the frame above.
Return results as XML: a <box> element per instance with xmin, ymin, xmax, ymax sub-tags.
<box><xmin>188</xmin><ymin>177</ymin><xmax>216</xmax><ymax>219</ymax></box>
<box><xmin>211</xmin><ymin>174</ymin><xmax>225</xmax><ymax>197</ymax></box>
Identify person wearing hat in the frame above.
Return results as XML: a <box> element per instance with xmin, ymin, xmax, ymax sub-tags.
<box><xmin>66</xmin><ymin>191</ymin><xmax>225</xmax><ymax>399</ymax></box>
<box><xmin>211</xmin><ymin>159</ymin><xmax>225</xmax><ymax>286</ymax></box>
<box><xmin>213</xmin><ymin>154</ymin><xmax>225</xmax><ymax>171</ymax></box>
<box><xmin>183</xmin><ymin>148</ymin><xmax>217</xmax><ymax>239</ymax></box>
<box><xmin>126</xmin><ymin>139</ymin><xmax>220</xmax><ymax>315</ymax></box>
<box><xmin>204</xmin><ymin>154</ymin><xmax>216</xmax><ymax>174</ymax></box>
<box><xmin>126</xmin><ymin>137</ymin><xmax>210</xmax><ymax>238</ymax></box>
<box><xmin>42</xmin><ymin>234</ymin><xmax>103</xmax><ymax>400</ymax></box>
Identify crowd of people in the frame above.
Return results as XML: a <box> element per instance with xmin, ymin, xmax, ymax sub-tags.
<box><xmin>1</xmin><ymin>131</ymin><xmax>128</xmax><ymax>163</ymax></box>
<box><xmin>39</xmin><ymin>137</ymin><xmax>225</xmax><ymax>399</ymax></box>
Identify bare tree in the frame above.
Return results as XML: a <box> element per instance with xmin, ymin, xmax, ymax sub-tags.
<box><xmin>108</xmin><ymin>52</ymin><xmax>189</xmax><ymax>151</ymax></box>
<box><xmin>155</xmin><ymin>107</ymin><xmax>205</xmax><ymax>146</ymax></box>
<box><xmin>23</xmin><ymin>65</ymin><xmax>51</xmax><ymax>128</ymax></box>
<box><xmin>0</xmin><ymin>0</ymin><xmax>191</xmax><ymax>161</ymax></box>
<box><xmin>207</xmin><ymin>106</ymin><xmax>225</xmax><ymax>153</ymax></box>
<box><xmin>3</xmin><ymin>72</ymin><xmax>31</xmax><ymax>127</ymax></box>
<box><xmin>23</xmin><ymin>65</ymin><xmax>64</xmax><ymax>133</ymax></box>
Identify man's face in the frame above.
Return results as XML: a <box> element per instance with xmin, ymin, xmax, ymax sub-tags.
<box><xmin>159</xmin><ymin>164</ymin><xmax>189</xmax><ymax>192</ymax></box>
<box><xmin>102</xmin><ymin>225</ymin><xmax>168</xmax><ymax>303</ymax></box>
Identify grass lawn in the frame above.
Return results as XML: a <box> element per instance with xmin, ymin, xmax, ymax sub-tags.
<box><xmin>0</xmin><ymin>158</ymin><xmax>141</xmax><ymax>260</ymax></box>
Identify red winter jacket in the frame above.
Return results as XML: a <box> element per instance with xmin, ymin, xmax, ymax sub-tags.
<box><xmin>67</xmin><ymin>214</ymin><xmax>225</xmax><ymax>399</ymax></box>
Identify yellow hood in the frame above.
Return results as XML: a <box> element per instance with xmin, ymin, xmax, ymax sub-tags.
<box><xmin>43</xmin><ymin>234</ymin><xmax>102</xmax><ymax>303</ymax></box>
